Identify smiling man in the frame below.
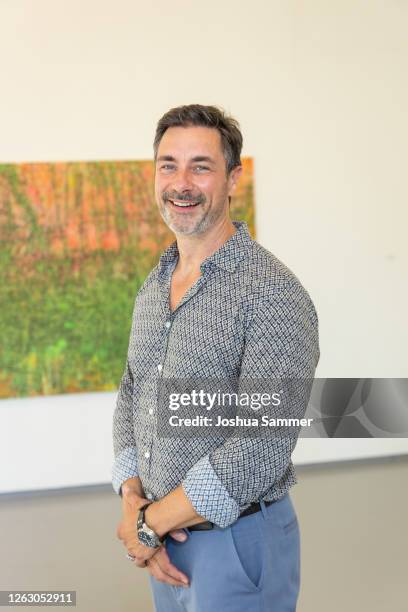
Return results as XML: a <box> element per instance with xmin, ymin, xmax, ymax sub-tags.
<box><xmin>112</xmin><ymin>104</ymin><xmax>320</xmax><ymax>612</ymax></box>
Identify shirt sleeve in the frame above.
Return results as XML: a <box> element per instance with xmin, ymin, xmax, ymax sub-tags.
<box><xmin>112</xmin><ymin>359</ymin><xmax>139</xmax><ymax>495</ymax></box>
<box><xmin>182</xmin><ymin>280</ymin><xmax>320</xmax><ymax>527</ymax></box>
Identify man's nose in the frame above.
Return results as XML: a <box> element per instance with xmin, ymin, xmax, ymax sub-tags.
<box><xmin>171</xmin><ymin>168</ymin><xmax>195</xmax><ymax>193</ymax></box>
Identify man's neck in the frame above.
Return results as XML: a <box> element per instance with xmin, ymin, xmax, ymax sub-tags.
<box><xmin>174</xmin><ymin>217</ymin><xmax>236</xmax><ymax>276</ymax></box>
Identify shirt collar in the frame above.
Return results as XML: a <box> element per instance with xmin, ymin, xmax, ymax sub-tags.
<box><xmin>158</xmin><ymin>220</ymin><xmax>253</xmax><ymax>276</ymax></box>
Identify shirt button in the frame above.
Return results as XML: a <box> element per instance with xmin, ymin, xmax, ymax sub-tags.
<box><xmin>144</xmin><ymin>451</ymin><xmax>150</xmax><ymax>459</ymax></box>
<box><xmin>165</xmin><ymin>321</ymin><xmax>171</xmax><ymax>329</ymax></box>
<box><xmin>148</xmin><ymin>408</ymin><xmax>154</xmax><ymax>415</ymax></box>
<box><xmin>157</xmin><ymin>364</ymin><xmax>163</xmax><ymax>372</ymax></box>
<box><xmin>146</xmin><ymin>492</ymin><xmax>153</xmax><ymax>500</ymax></box>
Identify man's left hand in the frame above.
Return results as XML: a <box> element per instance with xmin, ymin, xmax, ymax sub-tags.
<box><xmin>117</xmin><ymin>520</ymin><xmax>158</xmax><ymax>566</ymax></box>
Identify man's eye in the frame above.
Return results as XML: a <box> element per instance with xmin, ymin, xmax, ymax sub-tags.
<box><xmin>161</xmin><ymin>164</ymin><xmax>176</xmax><ymax>171</ymax></box>
<box><xmin>193</xmin><ymin>166</ymin><xmax>209</xmax><ymax>172</ymax></box>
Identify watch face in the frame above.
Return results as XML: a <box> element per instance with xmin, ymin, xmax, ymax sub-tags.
<box><xmin>138</xmin><ymin>527</ymin><xmax>159</xmax><ymax>548</ymax></box>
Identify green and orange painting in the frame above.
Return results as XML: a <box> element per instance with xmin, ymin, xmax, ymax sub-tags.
<box><xmin>0</xmin><ymin>159</ymin><xmax>255</xmax><ymax>399</ymax></box>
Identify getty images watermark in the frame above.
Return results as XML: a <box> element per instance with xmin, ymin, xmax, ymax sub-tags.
<box><xmin>167</xmin><ymin>388</ymin><xmax>313</xmax><ymax>430</ymax></box>
<box><xmin>156</xmin><ymin>378</ymin><xmax>315</xmax><ymax>438</ymax></box>
<box><xmin>154</xmin><ymin>378</ymin><xmax>408</xmax><ymax>439</ymax></box>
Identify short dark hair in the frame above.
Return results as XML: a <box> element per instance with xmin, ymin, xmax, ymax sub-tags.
<box><xmin>153</xmin><ymin>104</ymin><xmax>243</xmax><ymax>174</ymax></box>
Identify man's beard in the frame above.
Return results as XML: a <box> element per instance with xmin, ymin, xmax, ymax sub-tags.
<box><xmin>159</xmin><ymin>189</ymin><xmax>228</xmax><ymax>236</ymax></box>
<box><xmin>159</xmin><ymin>191</ymin><xmax>207</xmax><ymax>236</ymax></box>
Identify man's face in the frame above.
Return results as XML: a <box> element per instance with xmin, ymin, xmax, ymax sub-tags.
<box><xmin>154</xmin><ymin>126</ymin><xmax>241</xmax><ymax>236</ymax></box>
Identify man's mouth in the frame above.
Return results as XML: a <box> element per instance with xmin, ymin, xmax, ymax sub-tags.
<box><xmin>168</xmin><ymin>199</ymin><xmax>200</xmax><ymax>208</ymax></box>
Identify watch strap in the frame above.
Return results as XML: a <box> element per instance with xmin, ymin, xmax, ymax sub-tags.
<box><xmin>137</xmin><ymin>502</ymin><xmax>165</xmax><ymax>547</ymax></box>
<box><xmin>137</xmin><ymin>503</ymin><xmax>151</xmax><ymax>531</ymax></box>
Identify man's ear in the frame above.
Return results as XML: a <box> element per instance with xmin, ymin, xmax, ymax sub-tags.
<box><xmin>228</xmin><ymin>165</ymin><xmax>243</xmax><ymax>196</ymax></box>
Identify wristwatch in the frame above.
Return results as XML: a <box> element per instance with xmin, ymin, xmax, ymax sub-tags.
<box><xmin>137</xmin><ymin>503</ymin><xmax>164</xmax><ymax>549</ymax></box>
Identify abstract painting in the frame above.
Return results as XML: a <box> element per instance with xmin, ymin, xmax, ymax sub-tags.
<box><xmin>0</xmin><ymin>159</ymin><xmax>255</xmax><ymax>398</ymax></box>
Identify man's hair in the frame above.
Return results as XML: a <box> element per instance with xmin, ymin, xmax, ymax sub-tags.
<box><xmin>153</xmin><ymin>104</ymin><xmax>243</xmax><ymax>174</ymax></box>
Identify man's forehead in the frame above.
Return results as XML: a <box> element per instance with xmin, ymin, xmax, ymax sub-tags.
<box><xmin>157</xmin><ymin>125</ymin><xmax>223</xmax><ymax>157</ymax></box>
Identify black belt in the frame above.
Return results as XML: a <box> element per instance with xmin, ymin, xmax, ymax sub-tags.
<box><xmin>188</xmin><ymin>499</ymin><xmax>274</xmax><ymax>531</ymax></box>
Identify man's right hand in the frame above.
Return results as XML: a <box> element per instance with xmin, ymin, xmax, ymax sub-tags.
<box><xmin>118</xmin><ymin>482</ymin><xmax>190</xmax><ymax>587</ymax></box>
<box><xmin>146</xmin><ymin>545</ymin><xmax>189</xmax><ymax>587</ymax></box>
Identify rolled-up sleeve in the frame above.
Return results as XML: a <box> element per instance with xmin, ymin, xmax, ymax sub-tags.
<box><xmin>182</xmin><ymin>280</ymin><xmax>320</xmax><ymax>527</ymax></box>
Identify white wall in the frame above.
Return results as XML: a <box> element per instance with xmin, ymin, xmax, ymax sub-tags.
<box><xmin>1</xmin><ymin>0</ymin><xmax>407</xmax><ymax>492</ymax></box>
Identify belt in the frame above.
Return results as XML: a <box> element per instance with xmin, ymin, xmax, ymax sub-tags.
<box><xmin>188</xmin><ymin>499</ymin><xmax>274</xmax><ymax>531</ymax></box>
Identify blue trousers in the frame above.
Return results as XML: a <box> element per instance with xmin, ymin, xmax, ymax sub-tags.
<box><xmin>149</xmin><ymin>493</ymin><xmax>300</xmax><ymax>612</ymax></box>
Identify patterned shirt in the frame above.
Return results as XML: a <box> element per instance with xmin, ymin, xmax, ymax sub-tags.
<box><xmin>112</xmin><ymin>220</ymin><xmax>320</xmax><ymax>528</ymax></box>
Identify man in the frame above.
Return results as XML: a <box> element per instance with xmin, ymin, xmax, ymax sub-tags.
<box><xmin>112</xmin><ymin>104</ymin><xmax>320</xmax><ymax>611</ymax></box>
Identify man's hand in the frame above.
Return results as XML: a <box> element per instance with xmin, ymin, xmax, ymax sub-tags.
<box><xmin>116</xmin><ymin>486</ymin><xmax>148</xmax><ymax>545</ymax></box>
<box><xmin>146</xmin><ymin>545</ymin><xmax>189</xmax><ymax>587</ymax></box>
<box><xmin>118</xmin><ymin>513</ymin><xmax>158</xmax><ymax>567</ymax></box>
<box><xmin>116</xmin><ymin>484</ymin><xmax>190</xmax><ymax>584</ymax></box>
